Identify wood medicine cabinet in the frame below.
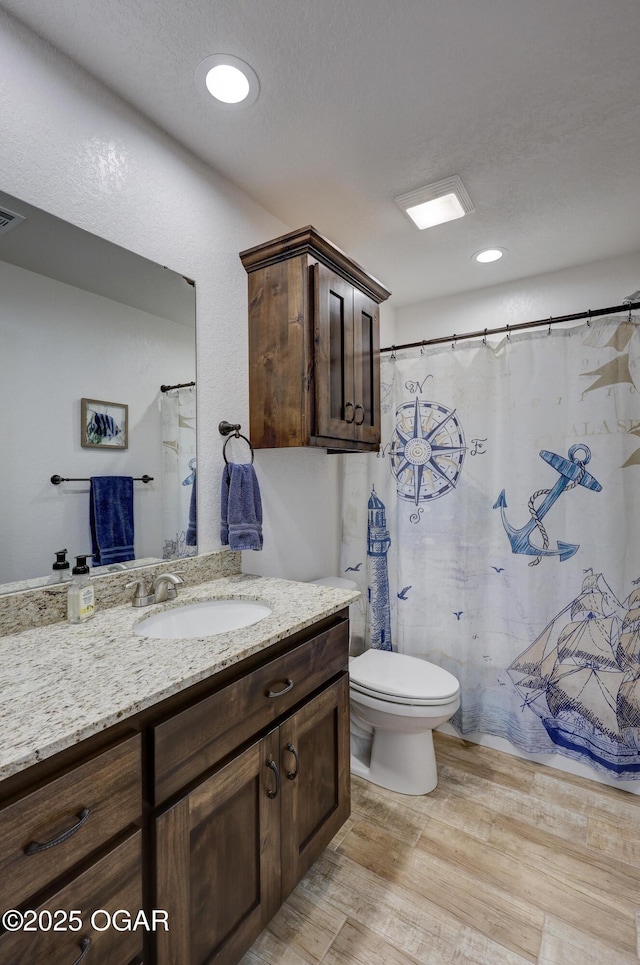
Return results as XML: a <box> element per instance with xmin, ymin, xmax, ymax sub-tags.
<box><xmin>240</xmin><ymin>226</ymin><xmax>391</xmax><ymax>452</ymax></box>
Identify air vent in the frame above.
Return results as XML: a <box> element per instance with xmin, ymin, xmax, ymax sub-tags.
<box><xmin>0</xmin><ymin>206</ymin><xmax>26</xmax><ymax>235</ymax></box>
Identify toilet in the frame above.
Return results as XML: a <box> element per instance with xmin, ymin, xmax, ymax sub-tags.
<box><xmin>349</xmin><ymin>649</ymin><xmax>460</xmax><ymax>795</ymax></box>
<box><xmin>310</xmin><ymin>577</ymin><xmax>460</xmax><ymax>796</ymax></box>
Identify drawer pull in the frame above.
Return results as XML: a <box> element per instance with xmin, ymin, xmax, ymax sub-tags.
<box><xmin>285</xmin><ymin>742</ymin><xmax>299</xmax><ymax>781</ymax></box>
<box><xmin>265</xmin><ymin>678</ymin><xmax>293</xmax><ymax>698</ymax></box>
<box><xmin>71</xmin><ymin>937</ymin><xmax>92</xmax><ymax>965</ymax></box>
<box><xmin>266</xmin><ymin>758</ymin><xmax>280</xmax><ymax>799</ymax></box>
<box><xmin>354</xmin><ymin>403</ymin><xmax>365</xmax><ymax>426</ymax></box>
<box><xmin>24</xmin><ymin>807</ymin><xmax>90</xmax><ymax>855</ymax></box>
<box><xmin>344</xmin><ymin>402</ymin><xmax>355</xmax><ymax>424</ymax></box>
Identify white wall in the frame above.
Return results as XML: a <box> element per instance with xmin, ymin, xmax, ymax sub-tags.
<box><xmin>0</xmin><ymin>9</ymin><xmax>342</xmax><ymax>583</ymax></box>
<box><xmin>395</xmin><ymin>250</ymin><xmax>640</xmax><ymax>342</ymax></box>
<box><xmin>0</xmin><ymin>260</ymin><xmax>195</xmax><ymax>583</ymax></box>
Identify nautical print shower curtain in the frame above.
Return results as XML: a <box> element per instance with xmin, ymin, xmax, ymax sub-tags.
<box><xmin>341</xmin><ymin>315</ymin><xmax>640</xmax><ymax>782</ymax></box>
<box><xmin>160</xmin><ymin>385</ymin><xmax>197</xmax><ymax>560</ymax></box>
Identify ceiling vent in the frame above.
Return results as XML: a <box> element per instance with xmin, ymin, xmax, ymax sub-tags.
<box><xmin>0</xmin><ymin>206</ymin><xmax>26</xmax><ymax>235</ymax></box>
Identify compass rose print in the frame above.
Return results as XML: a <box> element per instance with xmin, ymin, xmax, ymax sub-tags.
<box><xmin>390</xmin><ymin>398</ymin><xmax>466</xmax><ymax>504</ymax></box>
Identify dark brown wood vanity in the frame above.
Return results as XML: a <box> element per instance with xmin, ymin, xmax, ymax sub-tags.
<box><xmin>0</xmin><ymin>609</ymin><xmax>350</xmax><ymax>964</ymax></box>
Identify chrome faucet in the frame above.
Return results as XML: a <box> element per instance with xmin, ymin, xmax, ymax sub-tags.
<box><xmin>126</xmin><ymin>572</ymin><xmax>185</xmax><ymax>606</ymax></box>
<box><xmin>151</xmin><ymin>572</ymin><xmax>185</xmax><ymax>603</ymax></box>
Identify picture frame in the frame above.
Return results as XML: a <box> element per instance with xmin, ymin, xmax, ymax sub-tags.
<box><xmin>81</xmin><ymin>398</ymin><xmax>128</xmax><ymax>449</ymax></box>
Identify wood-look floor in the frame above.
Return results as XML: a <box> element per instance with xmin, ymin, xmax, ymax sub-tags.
<box><xmin>241</xmin><ymin>732</ymin><xmax>640</xmax><ymax>965</ymax></box>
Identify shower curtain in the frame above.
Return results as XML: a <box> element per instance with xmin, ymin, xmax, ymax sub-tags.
<box><xmin>341</xmin><ymin>315</ymin><xmax>640</xmax><ymax>781</ymax></box>
<box><xmin>161</xmin><ymin>385</ymin><xmax>197</xmax><ymax>560</ymax></box>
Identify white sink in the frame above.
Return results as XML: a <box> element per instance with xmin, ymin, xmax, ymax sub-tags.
<box><xmin>133</xmin><ymin>599</ymin><xmax>273</xmax><ymax>639</ymax></box>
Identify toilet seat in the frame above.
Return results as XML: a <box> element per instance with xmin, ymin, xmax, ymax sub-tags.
<box><xmin>349</xmin><ymin>650</ymin><xmax>459</xmax><ymax>706</ymax></box>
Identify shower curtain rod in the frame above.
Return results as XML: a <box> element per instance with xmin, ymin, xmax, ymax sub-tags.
<box><xmin>380</xmin><ymin>300</ymin><xmax>640</xmax><ymax>355</ymax></box>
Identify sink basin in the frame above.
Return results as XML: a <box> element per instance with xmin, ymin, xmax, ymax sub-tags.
<box><xmin>133</xmin><ymin>599</ymin><xmax>273</xmax><ymax>639</ymax></box>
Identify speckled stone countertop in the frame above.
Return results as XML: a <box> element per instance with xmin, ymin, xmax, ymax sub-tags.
<box><xmin>0</xmin><ymin>572</ymin><xmax>358</xmax><ymax>781</ymax></box>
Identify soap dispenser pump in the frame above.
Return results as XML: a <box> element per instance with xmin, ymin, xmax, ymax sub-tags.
<box><xmin>67</xmin><ymin>555</ymin><xmax>95</xmax><ymax>624</ymax></box>
<box><xmin>49</xmin><ymin>548</ymin><xmax>72</xmax><ymax>584</ymax></box>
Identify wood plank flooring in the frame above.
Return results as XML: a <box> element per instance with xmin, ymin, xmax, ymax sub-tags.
<box><xmin>241</xmin><ymin>732</ymin><xmax>640</xmax><ymax>965</ymax></box>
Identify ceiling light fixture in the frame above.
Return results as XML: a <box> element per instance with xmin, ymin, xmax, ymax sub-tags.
<box><xmin>473</xmin><ymin>248</ymin><xmax>506</xmax><ymax>263</ymax></box>
<box><xmin>395</xmin><ymin>176</ymin><xmax>474</xmax><ymax>230</ymax></box>
<box><xmin>195</xmin><ymin>54</ymin><xmax>260</xmax><ymax>109</ymax></box>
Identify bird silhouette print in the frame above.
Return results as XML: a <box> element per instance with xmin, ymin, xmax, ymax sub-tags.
<box><xmin>397</xmin><ymin>586</ymin><xmax>412</xmax><ymax>600</ymax></box>
<box><xmin>345</xmin><ymin>563</ymin><xmax>363</xmax><ymax>572</ymax></box>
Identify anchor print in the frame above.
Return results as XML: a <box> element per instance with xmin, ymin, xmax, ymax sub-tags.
<box><xmin>493</xmin><ymin>444</ymin><xmax>602</xmax><ymax>564</ymax></box>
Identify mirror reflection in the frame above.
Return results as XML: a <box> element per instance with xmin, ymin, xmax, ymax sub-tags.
<box><xmin>0</xmin><ymin>191</ymin><xmax>197</xmax><ymax>593</ymax></box>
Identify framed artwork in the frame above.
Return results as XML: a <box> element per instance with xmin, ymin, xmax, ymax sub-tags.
<box><xmin>81</xmin><ymin>398</ymin><xmax>128</xmax><ymax>449</ymax></box>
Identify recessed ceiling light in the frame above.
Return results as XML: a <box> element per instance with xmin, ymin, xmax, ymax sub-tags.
<box><xmin>195</xmin><ymin>54</ymin><xmax>260</xmax><ymax>109</ymax></box>
<box><xmin>473</xmin><ymin>248</ymin><xmax>506</xmax><ymax>263</ymax></box>
<box><xmin>395</xmin><ymin>176</ymin><xmax>474</xmax><ymax>230</ymax></box>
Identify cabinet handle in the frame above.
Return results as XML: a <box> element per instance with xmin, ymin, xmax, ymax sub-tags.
<box><xmin>266</xmin><ymin>758</ymin><xmax>280</xmax><ymax>799</ymax></box>
<box><xmin>354</xmin><ymin>404</ymin><xmax>365</xmax><ymax>425</ymax></box>
<box><xmin>265</xmin><ymin>678</ymin><xmax>293</xmax><ymax>698</ymax></box>
<box><xmin>344</xmin><ymin>402</ymin><xmax>356</xmax><ymax>424</ymax></box>
<box><xmin>71</xmin><ymin>937</ymin><xmax>92</xmax><ymax>965</ymax></box>
<box><xmin>285</xmin><ymin>742</ymin><xmax>300</xmax><ymax>781</ymax></box>
<box><xmin>24</xmin><ymin>807</ymin><xmax>90</xmax><ymax>855</ymax></box>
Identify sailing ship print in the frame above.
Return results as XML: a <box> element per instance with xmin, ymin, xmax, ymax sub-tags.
<box><xmin>507</xmin><ymin>573</ymin><xmax>640</xmax><ymax>776</ymax></box>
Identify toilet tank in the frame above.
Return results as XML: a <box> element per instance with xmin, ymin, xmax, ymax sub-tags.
<box><xmin>310</xmin><ymin>576</ymin><xmax>357</xmax><ymax>645</ymax></box>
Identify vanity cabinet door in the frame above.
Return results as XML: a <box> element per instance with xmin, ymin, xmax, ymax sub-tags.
<box><xmin>279</xmin><ymin>673</ymin><xmax>351</xmax><ymax>898</ymax></box>
<box><xmin>155</xmin><ymin>731</ymin><xmax>281</xmax><ymax>965</ymax></box>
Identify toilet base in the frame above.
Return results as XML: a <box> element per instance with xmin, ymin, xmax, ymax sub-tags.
<box><xmin>351</xmin><ymin>727</ymin><xmax>438</xmax><ymax>795</ymax></box>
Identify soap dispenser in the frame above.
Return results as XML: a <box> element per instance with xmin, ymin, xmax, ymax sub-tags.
<box><xmin>49</xmin><ymin>548</ymin><xmax>72</xmax><ymax>585</ymax></box>
<box><xmin>67</xmin><ymin>555</ymin><xmax>95</xmax><ymax>624</ymax></box>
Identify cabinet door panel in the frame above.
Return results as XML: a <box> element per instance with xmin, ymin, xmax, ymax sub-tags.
<box><xmin>314</xmin><ymin>263</ymin><xmax>355</xmax><ymax>442</ymax></box>
<box><xmin>352</xmin><ymin>290</ymin><xmax>380</xmax><ymax>446</ymax></box>
<box><xmin>155</xmin><ymin>732</ymin><xmax>280</xmax><ymax>965</ymax></box>
<box><xmin>279</xmin><ymin>675</ymin><xmax>350</xmax><ymax>898</ymax></box>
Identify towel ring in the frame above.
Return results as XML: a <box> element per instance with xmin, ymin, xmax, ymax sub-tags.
<box><xmin>219</xmin><ymin>421</ymin><xmax>254</xmax><ymax>465</ymax></box>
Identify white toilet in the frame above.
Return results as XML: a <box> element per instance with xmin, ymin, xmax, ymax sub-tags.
<box><xmin>349</xmin><ymin>649</ymin><xmax>460</xmax><ymax>795</ymax></box>
<box><xmin>309</xmin><ymin>576</ymin><xmax>461</xmax><ymax>796</ymax></box>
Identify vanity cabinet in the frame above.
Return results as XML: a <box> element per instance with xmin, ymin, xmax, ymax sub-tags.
<box><xmin>240</xmin><ymin>225</ymin><xmax>391</xmax><ymax>452</ymax></box>
<box><xmin>0</xmin><ymin>610</ymin><xmax>350</xmax><ymax>965</ymax></box>
<box><xmin>153</xmin><ymin>622</ymin><xmax>350</xmax><ymax>965</ymax></box>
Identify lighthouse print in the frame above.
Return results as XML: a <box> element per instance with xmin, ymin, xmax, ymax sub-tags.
<box><xmin>367</xmin><ymin>487</ymin><xmax>392</xmax><ymax>651</ymax></box>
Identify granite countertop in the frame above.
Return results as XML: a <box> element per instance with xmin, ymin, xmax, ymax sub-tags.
<box><xmin>0</xmin><ymin>573</ymin><xmax>358</xmax><ymax>781</ymax></box>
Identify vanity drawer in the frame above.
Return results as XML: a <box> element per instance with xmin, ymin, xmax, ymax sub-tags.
<box><xmin>0</xmin><ymin>734</ymin><xmax>141</xmax><ymax>911</ymax></box>
<box><xmin>153</xmin><ymin>619</ymin><xmax>349</xmax><ymax>803</ymax></box>
<box><xmin>0</xmin><ymin>829</ymin><xmax>142</xmax><ymax>965</ymax></box>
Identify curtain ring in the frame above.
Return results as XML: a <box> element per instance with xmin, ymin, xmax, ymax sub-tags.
<box><xmin>548</xmin><ymin>318</ymin><xmax>552</xmax><ymax>335</ymax></box>
<box><xmin>483</xmin><ymin>328</ymin><xmax>487</xmax><ymax>345</ymax></box>
<box><xmin>390</xmin><ymin>345</ymin><xmax>396</xmax><ymax>362</ymax></box>
<box><xmin>420</xmin><ymin>340</ymin><xmax>426</xmax><ymax>356</ymax></box>
<box><xmin>506</xmin><ymin>325</ymin><xmax>510</xmax><ymax>342</ymax></box>
<box><xmin>451</xmin><ymin>334</ymin><xmax>457</xmax><ymax>350</ymax></box>
<box><xmin>586</xmin><ymin>310</ymin><xmax>591</xmax><ymax>327</ymax></box>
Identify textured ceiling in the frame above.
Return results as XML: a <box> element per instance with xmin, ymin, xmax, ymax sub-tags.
<box><xmin>3</xmin><ymin>0</ymin><xmax>640</xmax><ymax>307</ymax></box>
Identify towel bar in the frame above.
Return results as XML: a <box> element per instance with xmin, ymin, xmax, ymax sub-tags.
<box><xmin>51</xmin><ymin>474</ymin><xmax>153</xmax><ymax>485</ymax></box>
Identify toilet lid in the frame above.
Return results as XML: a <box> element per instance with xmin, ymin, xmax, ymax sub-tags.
<box><xmin>349</xmin><ymin>650</ymin><xmax>459</xmax><ymax>702</ymax></box>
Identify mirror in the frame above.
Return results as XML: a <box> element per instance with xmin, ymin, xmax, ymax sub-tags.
<box><xmin>0</xmin><ymin>190</ymin><xmax>196</xmax><ymax>593</ymax></box>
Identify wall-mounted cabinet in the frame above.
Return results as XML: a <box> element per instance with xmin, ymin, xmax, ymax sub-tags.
<box><xmin>240</xmin><ymin>226</ymin><xmax>391</xmax><ymax>452</ymax></box>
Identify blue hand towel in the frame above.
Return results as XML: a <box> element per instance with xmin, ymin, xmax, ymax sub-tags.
<box><xmin>220</xmin><ymin>463</ymin><xmax>263</xmax><ymax>551</ymax></box>
<box><xmin>186</xmin><ymin>472</ymin><xmax>197</xmax><ymax>546</ymax></box>
<box><xmin>90</xmin><ymin>476</ymin><xmax>135</xmax><ymax>565</ymax></box>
